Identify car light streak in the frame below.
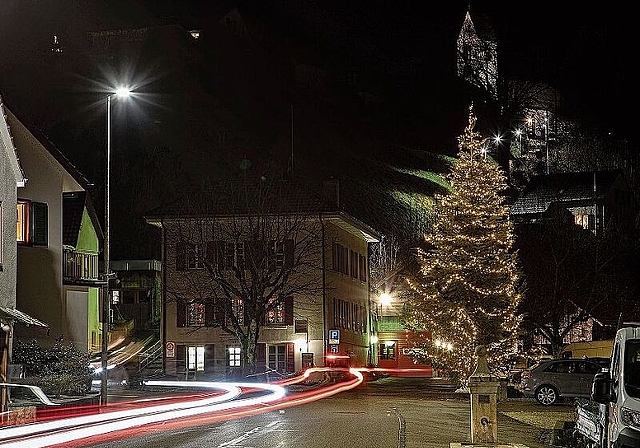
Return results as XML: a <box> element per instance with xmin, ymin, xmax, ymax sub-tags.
<box><xmin>0</xmin><ymin>382</ymin><xmax>245</xmax><ymax>447</ymax></box>
<box><xmin>0</xmin><ymin>367</ymin><xmax>379</xmax><ymax>447</ymax></box>
<box><xmin>65</xmin><ymin>368</ymin><xmax>365</xmax><ymax>447</ymax></box>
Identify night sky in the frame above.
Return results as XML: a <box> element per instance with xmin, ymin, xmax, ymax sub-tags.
<box><xmin>0</xmin><ymin>1</ymin><xmax>636</xmax><ymax>258</ymax></box>
<box><xmin>0</xmin><ymin>1</ymin><xmax>634</xmax><ymax>137</ymax></box>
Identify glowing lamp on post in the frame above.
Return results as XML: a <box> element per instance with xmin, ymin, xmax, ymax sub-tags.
<box><xmin>101</xmin><ymin>86</ymin><xmax>132</xmax><ymax>407</ymax></box>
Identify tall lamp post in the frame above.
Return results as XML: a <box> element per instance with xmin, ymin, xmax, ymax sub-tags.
<box><xmin>101</xmin><ymin>87</ymin><xmax>131</xmax><ymax>406</ymax></box>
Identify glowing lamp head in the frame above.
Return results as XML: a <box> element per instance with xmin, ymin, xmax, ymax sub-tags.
<box><xmin>115</xmin><ymin>87</ymin><xmax>131</xmax><ymax>98</ymax></box>
<box><xmin>380</xmin><ymin>293</ymin><xmax>392</xmax><ymax>306</ymax></box>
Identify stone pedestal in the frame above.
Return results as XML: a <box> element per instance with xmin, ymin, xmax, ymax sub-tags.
<box><xmin>468</xmin><ymin>345</ymin><xmax>499</xmax><ymax>444</ymax></box>
<box><xmin>469</xmin><ymin>375</ymin><xmax>500</xmax><ymax>444</ymax></box>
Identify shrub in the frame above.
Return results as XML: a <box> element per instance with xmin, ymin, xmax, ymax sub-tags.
<box><xmin>12</xmin><ymin>339</ymin><xmax>92</xmax><ymax>397</ymax></box>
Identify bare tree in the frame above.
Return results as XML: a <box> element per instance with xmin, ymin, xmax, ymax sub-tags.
<box><xmin>515</xmin><ymin>213</ymin><xmax>636</xmax><ymax>357</ymax></box>
<box><xmin>163</xmin><ymin>176</ymin><xmax>325</xmax><ymax>376</ymax></box>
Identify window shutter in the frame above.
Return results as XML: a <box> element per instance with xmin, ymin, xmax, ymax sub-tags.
<box><xmin>343</xmin><ymin>246</ymin><xmax>349</xmax><ymax>274</ymax></box>
<box><xmin>206</xmin><ymin>242</ymin><xmax>216</xmax><ymax>266</ymax></box>
<box><xmin>176</xmin><ymin>242</ymin><xmax>187</xmax><ymax>271</ymax></box>
<box><xmin>332</xmin><ymin>242</ymin><xmax>338</xmax><ymax>270</ymax></box>
<box><xmin>205</xmin><ymin>300</ymin><xmax>215</xmax><ymax>326</ymax></box>
<box><xmin>31</xmin><ymin>202</ymin><xmax>48</xmax><ymax>246</ymax></box>
<box><xmin>256</xmin><ymin>343</ymin><xmax>266</xmax><ymax>373</ymax></box>
<box><xmin>284</xmin><ymin>296</ymin><xmax>294</xmax><ymax>325</ymax></box>
<box><xmin>284</xmin><ymin>239</ymin><xmax>294</xmax><ymax>268</ymax></box>
<box><xmin>205</xmin><ymin>344</ymin><xmax>215</xmax><ymax>369</ymax></box>
<box><xmin>243</xmin><ymin>301</ymin><xmax>249</xmax><ymax>326</ymax></box>
<box><xmin>214</xmin><ymin>299</ymin><xmax>226</xmax><ymax>325</ymax></box>
<box><xmin>248</xmin><ymin>240</ymin><xmax>264</xmax><ymax>268</ymax></box>
<box><xmin>176</xmin><ymin>299</ymin><xmax>186</xmax><ymax>327</ymax></box>
<box><xmin>215</xmin><ymin>241</ymin><xmax>225</xmax><ymax>270</ymax></box>
<box><xmin>286</xmin><ymin>342</ymin><xmax>295</xmax><ymax>373</ymax></box>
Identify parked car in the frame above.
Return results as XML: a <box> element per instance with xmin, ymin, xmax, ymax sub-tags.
<box><xmin>519</xmin><ymin>358</ymin><xmax>606</xmax><ymax>405</ymax></box>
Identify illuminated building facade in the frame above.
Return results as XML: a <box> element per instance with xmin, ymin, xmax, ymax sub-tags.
<box><xmin>146</xmin><ymin>178</ymin><xmax>380</xmax><ymax>378</ymax></box>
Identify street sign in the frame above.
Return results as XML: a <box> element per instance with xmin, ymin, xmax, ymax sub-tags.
<box><xmin>166</xmin><ymin>341</ymin><xmax>175</xmax><ymax>358</ymax></box>
<box><xmin>328</xmin><ymin>329</ymin><xmax>340</xmax><ymax>345</ymax></box>
<box><xmin>330</xmin><ymin>345</ymin><xmax>339</xmax><ymax>353</ymax></box>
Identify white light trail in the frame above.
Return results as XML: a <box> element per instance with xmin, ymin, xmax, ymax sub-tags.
<box><xmin>0</xmin><ymin>381</ymin><xmax>285</xmax><ymax>448</ymax></box>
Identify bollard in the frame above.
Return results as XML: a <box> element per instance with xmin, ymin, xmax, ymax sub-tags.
<box><xmin>469</xmin><ymin>345</ymin><xmax>500</xmax><ymax>444</ymax></box>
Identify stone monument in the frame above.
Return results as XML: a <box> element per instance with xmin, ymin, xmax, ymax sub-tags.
<box><xmin>468</xmin><ymin>345</ymin><xmax>500</xmax><ymax>444</ymax></box>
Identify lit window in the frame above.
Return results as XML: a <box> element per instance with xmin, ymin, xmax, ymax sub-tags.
<box><xmin>16</xmin><ymin>200</ymin><xmax>48</xmax><ymax>245</ymax></box>
<box><xmin>187</xmin><ymin>302</ymin><xmax>205</xmax><ymax>326</ymax></box>
<box><xmin>232</xmin><ymin>297</ymin><xmax>244</xmax><ymax>325</ymax></box>
<box><xmin>187</xmin><ymin>346</ymin><xmax>205</xmax><ymax>371</ymax></box>
<box><xmin>267</xmin><ymin>300</ymin><xmax>285</xmax><ymax>324</ymax></box>
<box><xmin>17</xmin><ymin>200</ymin><xmax>29</xmax><ymax>243</ymax></box>
<box><xmin>227</xmin><ymin>347</ymin><xmax>241</xmax><ymax>367</ymax></box>
<box><xmin>268</xmin><ymin>345</ymin><xmax>286</xmax><ymax>372</ymax></box>
<box><xmin>379</xmin><ymin>341</ymin><xmax>396</xmax><ymax>360</ymax></box>
<box><xmin>575</xmin><ymin>214</ymin><xmax>589</xmax><ymax>229</ymax></box>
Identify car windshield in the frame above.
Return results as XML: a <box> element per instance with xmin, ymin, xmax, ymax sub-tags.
<box><xmin>624</xmin><ymin>339</ymin><xmax>640</xmax><ymax>398</ymax></box>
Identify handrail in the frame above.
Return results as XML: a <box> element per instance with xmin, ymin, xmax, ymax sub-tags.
<box><xmin>138</xmin><ymin>339</ymin><xmax>162</xmax><ymax>373</ymax></box>
<box><xmin>0</xmin><ymin>383</ymin><xmax>60</xmax><ymax>406</ymax></box>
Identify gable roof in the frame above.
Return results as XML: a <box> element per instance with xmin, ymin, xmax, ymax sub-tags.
<box><xmin>3</xmin><ymin>100</ymin><xmax>93</xmax><ymax>191</ymax></box>
<box><xmin>145</xmin><ymin>176</ymin><xmax>380</xmax><ymax>243</ymax></box>
<box><xmin>510</xmin><ymin>170</ymin><xmax>623</xmax><ymax>215</ymax></box>
<box><xmin>0</xmin><ymin>96</ymin><xmax>26</xmax><ymax>187</ymax></box>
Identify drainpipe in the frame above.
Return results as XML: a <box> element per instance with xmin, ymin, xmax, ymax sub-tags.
<box><xmin>161</xmin><ymin>219</ymin><xmax>167</xmax><ymax>374</ymax></box>
<box><xmin>320</xmin><ymin>213</ymin><xmax>326</xmax><ymax>367</ymax></box>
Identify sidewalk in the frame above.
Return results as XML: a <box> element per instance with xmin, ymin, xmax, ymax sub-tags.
<box><xmin>358</xmin><ymin>376</ymin><xmax>576</xmax><ymax>448</ymax></box>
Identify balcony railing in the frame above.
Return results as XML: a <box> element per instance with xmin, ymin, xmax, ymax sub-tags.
<box><xmin>63</xmin><ymin>248</ymin><xmax>100</xmax><ymax>284</ymax></box>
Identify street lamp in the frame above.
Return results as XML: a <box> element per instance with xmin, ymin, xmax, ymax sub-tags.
<box><xmin>514</xmin><ymin>129</ymin><xmax>522</xmax><ymax>154</ymax></box>
<box><xmin>101</xmin><ymin>87</ymin><xmax>131</xmax><ymax>406</ymax></box>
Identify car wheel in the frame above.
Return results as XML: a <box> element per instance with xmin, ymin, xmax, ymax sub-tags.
<box><xmin>535</xmin><ymin>385</ymin><xmax>558</xmax><ymax>405</ymax></box>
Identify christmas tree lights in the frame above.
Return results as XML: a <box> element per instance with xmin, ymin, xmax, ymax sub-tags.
<box><xmin>404</xmin><ymin>105</ymin><xmax>523</xmax><ymax>385</ymax></box>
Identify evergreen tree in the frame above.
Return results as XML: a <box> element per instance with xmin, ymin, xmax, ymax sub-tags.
<box><xmin>404</xmin><ymin>106</ymin><xmax>523</xmax><ymax>385</ymax></box>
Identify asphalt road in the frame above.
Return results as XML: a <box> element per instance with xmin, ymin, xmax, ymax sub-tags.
<box><xmin>89</xmin><ymin>376</ymin><xmax>575</xmax><ymax>448</ymax></box>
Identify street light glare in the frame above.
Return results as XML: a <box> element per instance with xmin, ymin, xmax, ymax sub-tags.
<box><xmin>380</xmin><ymin>293</ymin><xmax>392</xmax><ymax>306</ymax></box>
<box><xmin>115</xmin><ymin>87</ymin><xmax>131</xmax><ymax>98</ymax></box>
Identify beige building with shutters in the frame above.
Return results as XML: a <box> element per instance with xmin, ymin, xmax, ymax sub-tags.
<box><xmin>146</xmin><ymin>178</ymin><xmax>379</xmax><ymax>379</ymax></box>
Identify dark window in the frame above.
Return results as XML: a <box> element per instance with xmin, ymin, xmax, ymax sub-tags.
<box><xmin>577</xmin><ymin>362</ymin><xmax>600</xmax><ymax>374</ymax></box>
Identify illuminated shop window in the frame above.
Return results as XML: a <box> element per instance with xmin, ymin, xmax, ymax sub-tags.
<box><xmin>379</xmin><ymin>341</ymin><xmax>396</xmax><ymax>360</ymax></box>
<box><xmin>187</xmin><ymin>346</ymin><xmax>205</xmax><ymax>371</ymax></box>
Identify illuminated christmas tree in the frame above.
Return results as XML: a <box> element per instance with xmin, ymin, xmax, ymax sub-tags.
<box><xmin>404</xmin><ymin>105</ymin><xmax>523</xmax><ymax>386</ymax></box>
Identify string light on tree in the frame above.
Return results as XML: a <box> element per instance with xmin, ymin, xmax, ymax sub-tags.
<box><xmin>403</xmin><ymin>104</ymin><xmax>523</xmax><ymax>387</ymax></box>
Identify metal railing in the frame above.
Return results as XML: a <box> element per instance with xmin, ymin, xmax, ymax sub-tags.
<box><xmin>138</xmin><ymin>340</ymin><xmax>162</xmax><ymax>373</ymax></box>
<box><xmin>63</xmin><ymin>248</ymin><xmax>100</xmax><ymax>282</ymax></box>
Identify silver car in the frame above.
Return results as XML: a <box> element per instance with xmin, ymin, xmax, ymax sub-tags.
<box><xmin>519</xmin><ymin>358</ymin><xmax>605</xmax><ymax>405</ymax></box>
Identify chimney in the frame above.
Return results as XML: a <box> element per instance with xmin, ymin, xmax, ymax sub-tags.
<box><xmin>322</xmin><ymin>178</ymin><xmax>340</xmax><ymax>209</ymax></box>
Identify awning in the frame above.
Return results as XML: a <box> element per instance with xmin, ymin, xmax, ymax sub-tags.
<box><xmin>0</xmin><ymin>306</ymin><xmax>49</xmax><ymax>327</ymax></box>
